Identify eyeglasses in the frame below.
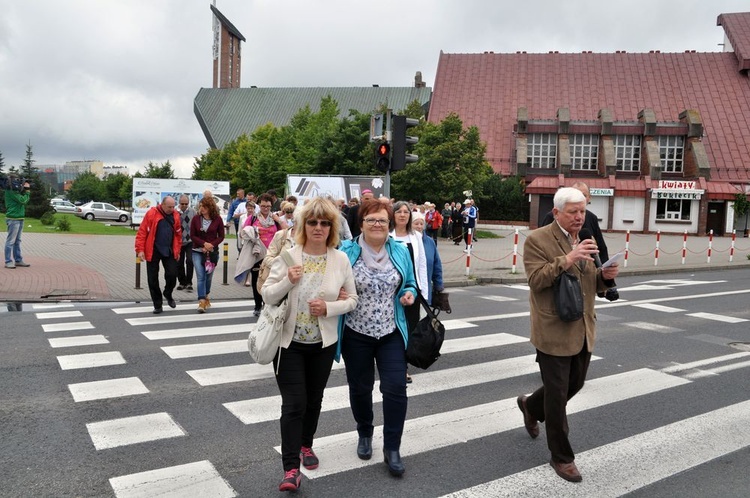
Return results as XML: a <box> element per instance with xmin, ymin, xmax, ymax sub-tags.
<box><xmin>179</xmin><ymin>202</ymin><xmax>188</xmax><ymax>206</ymax></box>
<box><xmin>363</xmin><ymin>218</ymin><xmax>389</xmax><ymax>226</ymax></box>
<box><xmin>284</xmin><ymin>210</ymin><xmax>294</xmax><ymax>214</ymax></box>
<box><xmin>306</xmin><ymin>219</ymin><xmax>332</xmax><ymax>227</ymax></box>
<box><xmin>259</xmin><ymin>204</ymin><xmax>272</xmax><ymax>208</ymax></box>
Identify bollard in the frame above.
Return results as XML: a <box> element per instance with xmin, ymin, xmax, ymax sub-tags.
<box><xmin>730</xmin><ymin>230</ymin><xmax>736</xmax><ymax>262</ymax></box>
<box><xmin>222</xmin><ymin>241</ymin><xmax>229</xmax><ymax>285</ymax></box>
<box><xmin>681</xmin><ymin>230</ymin><xmax>687</xmax><ymax>265</ymax></box>
<box><xmin>654</xmin><ymin>230</ymin><xmax>661</xmax><ymax>266</ymax></box>
<box><xmin>707</xmin><ymin>229</ymin><xmax>713</xmax><ymax>264</ymax></box>
<box><xmin>135</xmin><ymin>256</ymin><xmax>142</xmax><ymax>289</ymax></box>
<box><xmin>465</xmin><ymin>228</ymin><xmax>473</xmax><ymax>276</ymax></box>
<box><xmin>511</xmin><ymin>229</ymin><xmax>519</xmax><ymax>274</ymax></box>
<box><xmin>624</xmin><ymin>230</ymin><xmax>630</xmax><ymax>268</ymax></box>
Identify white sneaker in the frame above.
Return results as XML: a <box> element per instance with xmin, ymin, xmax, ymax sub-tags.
<box><xmin>5</xmin><ymin>262</ymin><xmax>16</xmax><ymax>269</ymax></box>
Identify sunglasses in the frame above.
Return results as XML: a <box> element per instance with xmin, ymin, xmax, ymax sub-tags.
<box><xmin>306</xmin><ymin>219</ymin><xmax>332</xmax><ymax>227</ymax></box>
<box><xmin>284</xmin><ymin>210</ymin><xmax>294</xmax><ymax>214</ymax></box>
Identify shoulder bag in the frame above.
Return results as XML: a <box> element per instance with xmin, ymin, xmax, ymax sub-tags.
<box><xmin>553</xmin><ymin>271</ymin><xmax>584</xmax><ymax>322</ymax></box>
<box><xmin>406</xmin><ymin>294</ymin><xmax>446</xmax><ymax>370</ymax></box>
<box><xmin>248</xmin><ymin>250</ymin><xmax>295</xmax><ymax>368</ymax></box>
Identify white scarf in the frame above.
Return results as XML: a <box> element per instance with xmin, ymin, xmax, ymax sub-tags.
<box><xmin>358</xmin><ymin>236</ymin><xmax>390</xmax><ymax>271</ymax></box>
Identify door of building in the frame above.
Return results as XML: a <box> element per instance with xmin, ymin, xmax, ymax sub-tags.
<box><xmin>706</xmin><ymin>201</ymin><xmax>725</xmax><ymax>236</ymax></box>
<box><xmin>538</xmin><ymin>195</ymin><xmax>554</xmax><ymax>227</ymax></box>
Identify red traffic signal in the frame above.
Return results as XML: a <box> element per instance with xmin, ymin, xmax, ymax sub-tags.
<box><xmin>375</xmin><ymin>142</ymin><xmax>391</xmax><ymax>172</ymax></box>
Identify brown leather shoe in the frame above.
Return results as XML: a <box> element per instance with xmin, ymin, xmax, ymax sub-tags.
<box><xmin>516</xmin><ymin>395</ymin><xmax>539</xmax><ymax>439</ymax></box>
<box><xmin>550</xmin><ymin>459</ymin><xmax>582</xmax><ymax>482</ymax></box>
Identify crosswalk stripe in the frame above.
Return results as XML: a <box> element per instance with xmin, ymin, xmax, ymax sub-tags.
<box><xmin>35</xmin><ymin>310</ymin><xmax>83</xmax><ymax>320</ymax></box>
<box><xmin>68</xmin><ymin>377</ymin><xmax>149</xmax><ymax>402</ymax></box>
<box><xmin>125</xmin><ymin>310</ymin><xmax>251</xmax><ymax>327</ymax></box>
<box><xmin>480</xmin><ymin>296</ymin><xmax>518</xmax><ymax>302</ymax></box>
<box><xmin>142</xmin><ymin>323</ymin><xmax>249</xmax><ymax>340</ymax></box>
<box><xmin>86</xmin><ymin>412</ymin><xmax>186</xmax><ymax>450</ymax></box>
<box><xmin>224</xmin><ymin>354</ymin><xmax>602</xmax><ymax>425</ymax></box>
<box><xmin>42</xmin><ymin>321</ymin><xmax>95</xmax><ymax>333</ymax></box>
<box><xmin>659</xmin><ymin>352</ymin><xmax>750</xmax><ymax>374</ymax></box>
<box><xmin>442</xmin><ymin>399</ymin><xmax>750</xmax><ymax>497</ymax></box>
<box><xmin>683</xmin><ymin>359</ymin><xmax>750</xmax><ymax>380</ymax></box>
<box><xmin>31</xmin><ymin>303</ymin><xmax>74</xmax><ymax>309</ymax></box>
<box><xmin>296</xmin><ymin>368</ymin><xmax>691</xmax><ymax>478</ymax></box>
<box><xmin>49</xmin><ymin>334</ymin><xmax>109</xmax><ymax>348</ymax></box>
<box><xmin>185</xmin><ymin>333</ymin><xmax>529</xmax><ymax>384</ymax></box>
<box><xmin>686</xmin><ymin>312</ymin><xmax>748</xmax><ymax>323</ymax></box>
<box><xmin>57</xmin><ymin>351</ymin><xmax>126</xmax><ymax>370</ymax></box>
<box><xmin>625</xmin><ymin>322</ymin><xmax>681</xmax><ymax>333</ymax></box>
<box><xmin>632</xmin><ymin>303</ymin><xmax>685</xmax><ymax>313</ymax></box>
<box><xmin>109</xmin><ymin>460</ymin><xmax>237</xmax><ymax>498</ymax></box>
<box><xmin>113</xmin><ymin>300</ymin><xmax>253</xmax><ymax>315</ymax></box>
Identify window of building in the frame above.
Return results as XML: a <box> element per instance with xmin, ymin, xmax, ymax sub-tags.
<box><xmin>656</xmin><ymin>198</ymin><xmax>691</xmax><ymax>221</ymax></box>
<box><xmin>527</xmin><ymin>133</ymin><xmax>557</xmax><ymax>168</ymax></box>
<box><xmin>658</xmin><ymin>136</ymin><xmax>684</xmax><ymax>173</ymax></box>
<box><xmin>570</xmin><ymin>134</ymin><xmax>599</xmax><ymax>170</ymax></box>
<box><xmin>614</xmin><ymin>135</ymin><xmax>641</xmax><ymax>171</ymax></box>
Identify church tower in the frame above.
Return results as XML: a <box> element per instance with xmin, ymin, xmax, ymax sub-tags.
<box><xmin>210</xmin><ymin>2</ymin><xmax>246</xmax><ymax>88</ymax></box>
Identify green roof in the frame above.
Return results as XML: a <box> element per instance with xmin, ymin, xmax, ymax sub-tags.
<box><xmin>194</xmin><ymin>86</ymin><xmax>432</xmax><ymax>149</ymax></box>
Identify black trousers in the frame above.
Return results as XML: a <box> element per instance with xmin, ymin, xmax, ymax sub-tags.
<box><xmin>273</xmin><ymin>341</ymin><xmax>336</xmax><ymax>471</ymax></box>
<box><xmin>250</xmin><ymin>261</ymin><xmax>263</xmax><ymax>310</ymax></box>
<box><xmin>146</xmin><ymin>252</ymin><xmax>177</xmax><ymax>309</ymax></box>
<box><xmin>177</xmin><ymin>243</ymin><xmax>194</xmax><ymax>286</ymax></box>
<box><xmin>525</xmin><ymin>343</ymin><xmax>592</xmax><ymax>463</ymax></box>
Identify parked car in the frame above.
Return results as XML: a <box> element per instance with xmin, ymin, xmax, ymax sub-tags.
<box><xmin>75</xmin><ymin>201</ymin><xmax>130</xmax><ymax>222</ymax></box>
<box><xmin>50</xmin><ymin>199</ymin><xmax>78</xmax><ymax>214</ymax></box>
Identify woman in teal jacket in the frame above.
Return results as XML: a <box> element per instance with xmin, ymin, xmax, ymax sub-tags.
<box><xmin>337</xmin><ymin>199</ymin><xmax>417</xmax><ymax>477</ymax></box>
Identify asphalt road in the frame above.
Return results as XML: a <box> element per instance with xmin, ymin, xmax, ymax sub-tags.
<box><xmin>2</xmin><ymin>268</ymin><xmax>750</xmax><ymax>497</ymax></box>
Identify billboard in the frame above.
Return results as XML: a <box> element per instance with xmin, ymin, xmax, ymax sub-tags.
<box><xmin>287</xmin><ymin>175</ymin><xmax>385</xmax><ymax>204</ymax></box>
<box><xmin>131</xmin><ymin>178</ymin><xmax>230</xmax><ymax>224</ymax></box>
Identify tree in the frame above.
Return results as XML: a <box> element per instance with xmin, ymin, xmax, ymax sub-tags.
<box><xmin>66</xmin><ymin>172</ymin><xmax>104</xmax><ymax>204</ymax></box>
<box><xmin>391</xmin><ymin>113</ymin><xmax>493</xmax><ymax>203</ymax></box>
<box><xmin>143</xmin><ymin>161</ymin><xmax>175</xmax><ymax>179</ymax></box>
<box><xmin>19</xmin><ymin>143</ymin><xmax>51</xmax><ymax>218</ymax></box>
<box><xmin>734</xmin><ymin>192</ymin><xmax>750</xmax><ymax>236</ymax></box>
<box><xmin>476</xmin><ymin>174</ymin><xmax>528</xmax><ymax>221</ymax></box>
<box><xmin>102</xmin><ymin>173</ymin><xmax>131</xmax><ymax>206</ymax></box>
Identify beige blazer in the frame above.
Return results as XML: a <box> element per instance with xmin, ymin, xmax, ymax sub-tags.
<box><xmin>523</xmin><ymin>222</ymin><xmax>609</xmax><ymax>356</ymax></box>
<box><xmin>261</xmin><ymin>245</ymin><xmax>358</xmax><ymax>349</ymax></box>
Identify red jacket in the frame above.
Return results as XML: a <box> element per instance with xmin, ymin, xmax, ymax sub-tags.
<box><xmin>134</xmin><ymin>206</ymin><xmax>182</xmax><ymax>262</ymax></box>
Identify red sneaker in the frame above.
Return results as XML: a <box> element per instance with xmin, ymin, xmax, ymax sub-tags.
<box><xmin>278</xmin><ymin>468</ymin><xmax>301</xmax><ymax>492</ymax></box>
<box><xmin>300</xmin><ymin>446</ymin><xmax>319</xmax><ymax>469</ymax></box>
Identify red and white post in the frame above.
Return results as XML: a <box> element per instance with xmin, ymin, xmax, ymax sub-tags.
<box><xmin>465</xmin><ymin>228</ymin><xmax>473</xmax><ymax>276</ymax></box>
<box><xmin>707</xmin><ymin>229</ymin><xmax>713</xmax><ymax>264</ymax></box>
<box><xmin>624</xmin><ymin>230</ymin><xmax>630</xmax><ymax>268</ymax></box>
<box><xmin>681</xmin><ymin>230</ymin><xmax>687</xmax><ymax>265</ymax></box>
<box><xmin>511</xmin><ymin>229</ymin><xmax>519</xmax><ymax>273</ymax></box>
<box><xmin>730</xmin><ymin>230</ymin><xmax>736</xmax><ymax>262</ymax></box>
<box><xmin>654</xmin><ymin>230</ymin><xmax>661</xmax><ymax>266</ymax></box>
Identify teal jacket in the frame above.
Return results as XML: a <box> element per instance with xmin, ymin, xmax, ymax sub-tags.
<box><xmin>4</xmin><ymin>189</ymin><xmax>30</xmax><ymax>219</ymax></box>
<box><xmin>336</xmin><ymin>236</ymin><xmax>418</xmax><ymax>361</ymax></box>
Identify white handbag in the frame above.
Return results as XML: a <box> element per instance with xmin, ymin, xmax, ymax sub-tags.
<box><xmin>248</xmin><ymin>250</ymin><xmax>294</xmax><ymax>367</ymax></box>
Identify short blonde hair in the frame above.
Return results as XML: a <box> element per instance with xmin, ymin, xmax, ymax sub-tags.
<box><xmin>294</xmin><ymin>197</ymin><xmax>340</xmax><ymax>248</ymax></box>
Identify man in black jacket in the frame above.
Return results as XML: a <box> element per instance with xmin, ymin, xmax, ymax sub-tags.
<box><xmin>540</xmin><ymin>182</ymin><xmax>619</xmax><ymax>301</ymax></box>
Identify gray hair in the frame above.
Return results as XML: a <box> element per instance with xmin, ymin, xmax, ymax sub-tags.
<box><xmin>553</xmin><ymin>187</ymin><xmax>586</xmax><ymax>211</ymax></box>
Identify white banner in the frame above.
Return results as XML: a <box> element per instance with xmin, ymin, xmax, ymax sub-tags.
<box><xmin>132</xmin><ymin>178</ymin><xmax>230</xmax><ymax>224</ymax></box>
<box><xmin>287</xmin><ymin>175</ymin><xmax>385</xmax><ymax>204</ymax></box>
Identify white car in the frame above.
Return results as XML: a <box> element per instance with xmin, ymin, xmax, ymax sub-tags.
<box><xmin>75</xmin><ymin>201</ymin><xmax>130</xmax><ymax>222</ymax></box>
<box><xmin>50</xmin><ymin>199</ymin><xmax>78</xmax><ymax>214</ymax></box>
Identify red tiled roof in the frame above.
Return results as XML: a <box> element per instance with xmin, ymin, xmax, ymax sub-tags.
<box><xmin>429</xmin><ymin>13</ymin><xmax>750</xmax><ymax>184</ymax></box>
<box><xmin>718</xmin><ymin>13</ymin><xmax>750</xmax><ymax>70</ymax></box>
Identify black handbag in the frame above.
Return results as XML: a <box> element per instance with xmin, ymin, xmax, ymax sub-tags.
<box><xmin>406</xmin><ymin>295</ymin><xmax>446</xmax><ymax>369</ymax></box>
<box><xmin>553</xmin><ymin>271</ymin><xmax>583</xmax><ymax>322</ymax></box>
<box><xmin>432</xmin><ymin>290</ymin><xmax>451</xmax><ymax>314</ymax></box>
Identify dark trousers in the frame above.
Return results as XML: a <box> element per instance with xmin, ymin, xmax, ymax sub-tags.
<box><xmin>146</xmin><ymin>252</ymin><xmax>177</xmax><ymax>309</ymax></box>
<box><xmin>342</xmin><ymin>326</ymin><xmax>407</xmax><ymax>451</ymax></box>
<box><xmin>250</xmin><ymin>261</ymin><xmax>263</xmax><ymax>310</ymax></box>
<box><xmin>177</xmin><ymin>243</ymin><xmax>194</xmax><ymax>286</ymax></box>
<box><xmin>426</xmin><ymin>227</ymin><xmax>438</xmax><ymax>242</ymax></box>
<box><xmin>274</xmin><ymin>341</ymin><xmax>336</xmax><ymax>471</ymax></box>
<box><xmin>525</xmin><ymin>343</ymin><xmax>592</xmax><ymax>463</ymax></box>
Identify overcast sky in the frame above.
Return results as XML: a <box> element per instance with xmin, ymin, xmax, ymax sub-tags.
<box><xmin>0</xmin><ymin>0</ymin><xmax>748</xmax><ymax>178</ymax></box>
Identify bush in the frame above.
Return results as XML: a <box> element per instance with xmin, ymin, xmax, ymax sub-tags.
<box><xmin>56</xmin><ymin>217</ymin><xmax>72</xmax><ymax>232</ymax></box>
<box><xmin>39</xmin><ymin>211</ymin><xmax>56</xmax><ymax>226</ymax></box>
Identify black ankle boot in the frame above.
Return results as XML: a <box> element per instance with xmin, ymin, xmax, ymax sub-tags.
<box><xmin>383</xmin><ymin>449</ymin><xmax>405</xmax><ymax>476</ymax></box>
<box><xmin>357</xmin><ymin>437</ymin><xmax>372</xmax><ymax>460</ymax></box>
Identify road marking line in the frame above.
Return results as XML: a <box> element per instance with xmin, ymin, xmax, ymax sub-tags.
<box><xmin>225</xmin><ymin>355</ymin><xmax>601</xmax><ymax>425</ymax></box>
<box><xmin>686</xmin><ymin>312</ymin><xmax>748</xmax><ymax>323</ymax></box>
<box><xmin>296</xmin><ymin>368</ymin><xmax>690</xmax><ymax>478</ymax></box>
<box><xmin>113</xmin><ymin>300</ymin><xmax>254</xmax><ymax>315</ymax></box>
<box><xmin>441</xmin><ymin>399</ymin><xmax>750</xmax><ymax>497</ymax></box>
<box><xmin>125</xmin><ymin>310</ymin><xmax>251</xmax><ymax>326</ymax></box>
<box><xmin>42</xmin><ymin>321</ymin><xmax>95</xmax><ymax>333</ymax></box>
<box><xmin>479</xmin><ymin>295</ymin><xmax>518</xmax><ymax>302</ymax></box>
<box><xmin>162</xmin><ymin>340</ymin><xmax>246</xmax><ymax>359</ymax></box>
<box><xmin>625</xmin><ymin>322</ymin><xmax>681</xmax><ymax>333</ymax></box>
<box><xmin>632</xmin><ymin>303</ymin><xmax>686</xmax><ymax>313</ymax></box>
<box><xmin>109</xmin><ymin>460</ymin><xmax>237</xmax><ymax>498</ymax></box>
<box><xmin>49</xmin><ymin>334</ymin><xmax>109</xmax><ymax>348</ymax></box>
<box><xmin>57</xmin><ymin>351</ymin><xmax>126</xmax><ymax>370</ymax></box>
<box><xmin>31</xmin><ymin>303</ymin><xmax>75</xmax><ymax>310</ymax></box>
<box><xmin>87</xmin><ymin>412</ymin><xmax>186</xmax><ymax>450</ymax></box>
<box><xmin>142</xmin><ymin>323</ymin><xmax>249</xmax><ymax>340</ymax></box>
<box><xmin>684</xmin><ymin>359</ymin><xmax>750</xmax><ymax>380</ymax></box>
<box><xmin>69</xmin><ymin>377</ymin><xmax>149</xmax><ymax>402</ymax></box>
<box><xmin>35</xmin><ymin>310</ymin><xmax>83</xmax><ymax>320</ymax></box>
<box><xmin>660</xmin><ymin>352</ymin><xmax>750</xmax><ymax>374</ymax></box>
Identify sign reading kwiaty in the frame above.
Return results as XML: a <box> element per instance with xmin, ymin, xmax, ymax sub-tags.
<box><xmin>131</xmin><ymin>178</ymin><xmax>230</xmax><ymax>225</ymax></box>
<box><xmin>658</xmin><ymin>180</ymin><xmax>696</xmax><ymax>190</ymax></box>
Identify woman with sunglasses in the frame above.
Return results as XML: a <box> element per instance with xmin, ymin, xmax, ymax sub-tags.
<box><xmin>262</xmin><ymin>197</ymin><xmax>358</xmax><ymax>493</ymax></box>
<box><xmin>337</xmin><ymin>199</ymin><xmax>418</xmax><ymax>477</ymax></box>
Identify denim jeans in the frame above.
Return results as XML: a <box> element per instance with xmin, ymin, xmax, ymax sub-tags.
<box><xmin>342</xmin><ymin>326</ymin><xmax>408</xmax><ymax>451</ymax></box>
<box><xmin>191</xmin><ymin>251</ymin><xmax>214</xmax><ymax>299</ymax></box>
<box><xmin>5</xmin><ymin>219</ymin><xmax>24</xmax><ymax>264</ymax></box>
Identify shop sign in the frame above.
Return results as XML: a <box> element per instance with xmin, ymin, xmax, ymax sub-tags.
<box><xmin>651</xmin><ymin>190</ymin><xmax>703</xmax><ymax>200</ymax></box>
<box><xmin>658</xmin><ymin>180</ymin><xmax>696</xmax><ymax>190</ymax></box>
<box><xmin>589</xmin><ymin>188</ymin><xmax>614</xmax><ymax>196</ymax></box>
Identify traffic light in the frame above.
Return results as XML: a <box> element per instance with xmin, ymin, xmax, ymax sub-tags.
<box><xmin>375</xmin><ymin>141</ymin><xmax>391</xmax><ymax>172</ymax></box>
<box><xmin>391</xmin><ymin>115</ymin><xmax>419</xmax><ymax>171</ymax></box>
